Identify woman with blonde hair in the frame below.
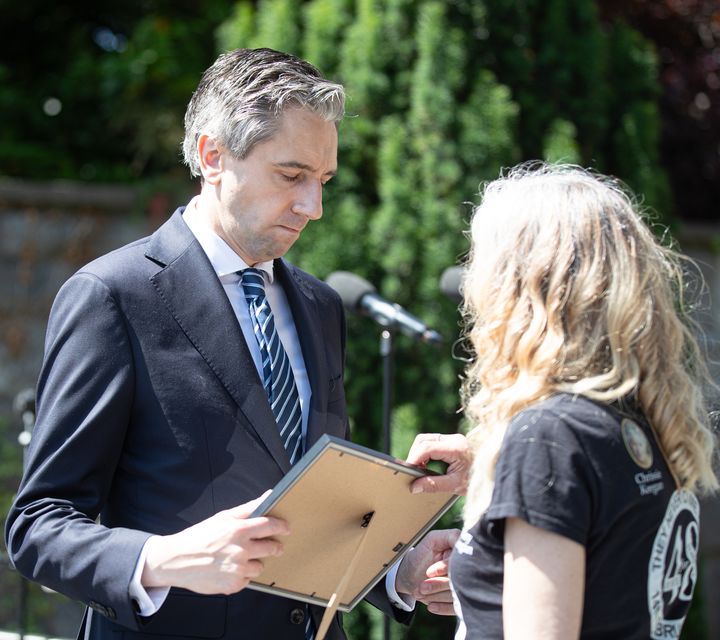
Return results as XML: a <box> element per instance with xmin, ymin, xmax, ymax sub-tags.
<box><xmin>407</xmin><ymin>162</ymin><xmax>718</xmax><ymax>639</ymax></box>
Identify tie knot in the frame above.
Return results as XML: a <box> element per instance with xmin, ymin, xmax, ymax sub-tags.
<box><xmin>240</xmin><ymin>268</ymin><xmax>266</xmax><ymax>302</ymax></box>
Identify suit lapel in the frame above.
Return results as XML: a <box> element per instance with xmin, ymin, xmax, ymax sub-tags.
<box><xmin>275</xmin><ymin>260</ymin><xmax>329</xmax><ymax>450</ymax></box>
<box><xmin>145</xmin><ymin>210</ymin><xmax>291</xmax><ymax>474</ymax></box>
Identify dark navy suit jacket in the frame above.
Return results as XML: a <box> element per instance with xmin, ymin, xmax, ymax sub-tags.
<box><xmin>5</xmin><ymin>209</ymin><xmax>410</xmax><ymax>639</ymax></box>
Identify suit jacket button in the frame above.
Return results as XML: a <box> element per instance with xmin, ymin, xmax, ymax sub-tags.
<box><xmin>289</xmin><ymin>607</ymin><xmax>305</xmax><ymax>625</ymax></box>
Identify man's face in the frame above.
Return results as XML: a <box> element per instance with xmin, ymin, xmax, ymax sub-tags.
<box><xmin>210</xmin><ymin>107</ymin><xmax>338</xmax><ymax>265</ymax></box>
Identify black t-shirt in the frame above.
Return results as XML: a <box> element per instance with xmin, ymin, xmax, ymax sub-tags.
<box><xmin>450</xmin><ymin>393</ymin><xmax>700</xmax><ymax>640</ymax></box>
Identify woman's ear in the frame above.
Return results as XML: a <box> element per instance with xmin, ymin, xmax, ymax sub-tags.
<box><xmin>197</xmin><ymin>134</ymin><xmax>223</xmax><ymax>185</ymax></box>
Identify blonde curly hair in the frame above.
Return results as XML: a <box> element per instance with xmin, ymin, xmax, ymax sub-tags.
<box><xmin>461</xmin><ymin>162</ymin><xmax>718</xmax><ymax>527</ymax></box>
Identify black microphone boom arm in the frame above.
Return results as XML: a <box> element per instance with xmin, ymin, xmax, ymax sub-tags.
<box><xmin>326</xmin><ymin>271</ymin><xmax>442</xmax><ymax>344</ymax></box>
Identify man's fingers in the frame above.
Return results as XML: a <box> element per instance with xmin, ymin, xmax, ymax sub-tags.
<box><xmin>243</xmin><ymin>558</ymin><xmax>265</xmax><ymax>579</ymax></box>
<box><xmin>225</xmin><ymin>492</ymin><xmax>290</xmax><ymax>539</ymax></box>
<box><xmin>426</xmin><ymin>602</ymin><xmax>456</xmax><ymax>616</ymax></box>
<box><xmin>411</xmin><ymin>474</ymin><xmax>462</xmax><ymax>494</ymax></box>
<box><xmin>418</xmin><ymin>576</ymin><xmax>452</xmax><ymax>596</ymax></box>
<box><xmin>242</xmin><ymin>536</ymin><xmax>285</xmax><ymax>559</ymax></box>
<box><xmin>227</xmin><ymin>490</ymin><xmax>273</xmax><ymax>519</ymax></box>
<box><xmin>423</xmin><ymin>528</ymin><xmax>461</xmax><ymax>552</ymax></box>
<box><xmin>425</xmin><ymin>559</ymin><xmax>449</xmax><ymax>579</ymax></box>
<box><xmin>235</xmin><ymin>515</ymin><xmax>291</xmax><ymax>541</ymax></box>
<box><xmin>416</xmin><ymin>577</ymin><xmax>456</xmax><ymax>615</ymax></box>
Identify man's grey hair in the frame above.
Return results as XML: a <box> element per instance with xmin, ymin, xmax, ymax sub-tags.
<box><xmin>182</xmin><ymin>48</ymin><xmax>346</xmax><ymax>177</ymax></box>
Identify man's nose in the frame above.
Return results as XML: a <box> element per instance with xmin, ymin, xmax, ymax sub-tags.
<box><xmin>292</xmin><ymin>181</ymin><xmax>323</xmax><ymax>220</ymax></box>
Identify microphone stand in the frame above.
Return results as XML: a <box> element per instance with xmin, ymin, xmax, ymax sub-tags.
<box><xmin>379</xmin><ymin>329</ymin><xmax>394</xmax><ymax>640</ymax></box>
<box><xmin>14</xmin><ymin>388</ymin><xmax>36</xmax><ymax>640</ymax></box>
<box><xmin>380</xmin><ymin>329</ymin><xmax>394</xmax><ymax>457</ymax></box>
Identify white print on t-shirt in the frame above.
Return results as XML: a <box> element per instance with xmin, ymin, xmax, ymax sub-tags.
<box><xmin>452</xmin><ymin>532</ymin><xmax>473</xmax><ymax>640</ymax></box>
<box><xmin>451</xmin><ymin>579</ymin><xmax>467</xmax><ymax>640</ymax></box>
<box><xmin>455</xmin><ymin>530</ymin><xmax>474</xmax><ymax>556</ymax></box>
<box><xmin>648</xmin><ymin>489</ymin><xmax>700</xmax><ymax>639</ymax></box>
<box><xmin>635</xmin><ymin>469</ymin><xmax>665</xmax><ymax>496</ymax></box>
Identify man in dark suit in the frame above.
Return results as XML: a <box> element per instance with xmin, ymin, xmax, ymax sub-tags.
<box><xmin>4</xmin><ymin>48</ymin><xmax>456</xmax><ymax>639</ymax></box>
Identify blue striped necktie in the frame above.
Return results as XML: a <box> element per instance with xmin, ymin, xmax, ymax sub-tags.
<box><xmin>240</xmin><ymin>269</ymin><xmax>315</xmax><ymax>639</ymax></box>
<box><xmin>240</xmin><ymin>268</ymin><xmax>304</xmax><ymax>465</ymax></box>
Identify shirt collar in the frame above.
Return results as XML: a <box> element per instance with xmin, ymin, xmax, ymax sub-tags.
<box><xmin>182</xmin><ymin>196</ymin><xmax>274</xmax><ymax>282</ymax></box>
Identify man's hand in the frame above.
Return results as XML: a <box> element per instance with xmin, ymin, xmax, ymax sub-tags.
<box><xmin>395</xmin><ymin>529</ymin><xmax>461</xmax><ymax>616</ymax></box>
<box><xmin>406</xmin><ymin>433</ymin><xmax>471</xmax><ymax>496</ymax></box>
<box><xmin>141</xmin><ymin>492</ymin><xmax>289</xmax><ymax>595</ymax></box>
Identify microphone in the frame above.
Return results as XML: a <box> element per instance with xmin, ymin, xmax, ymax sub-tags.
<box><xmin>326</xmin><ymin>271</ymin><xmax>443</xmax><ymax>344</ymax></box>
<box><xmin>439</xmin><ymin>266</ymin><xmax>463</xmax><ymax>304</ymax></box>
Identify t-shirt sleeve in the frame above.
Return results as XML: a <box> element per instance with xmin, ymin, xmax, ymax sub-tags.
<box><xmin>484</xmin><ymin>406</ymin><xmax>596</xmax><ymax>547</ymax></box>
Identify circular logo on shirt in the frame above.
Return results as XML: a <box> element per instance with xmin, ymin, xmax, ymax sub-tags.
<box><xmin>621</xmin><ymin>418</ymin><xmax>653</xmax><ymax>469</ymax></box>
<box><xmin>647</xmin><ymin>490</ymin><xmax>700</xmax><ymax>639</ymax></box>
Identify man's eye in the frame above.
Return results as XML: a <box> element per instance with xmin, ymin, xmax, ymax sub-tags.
<box><xmin>282</xmin><ymin>173</ymin><xmax>301</xmax><ymax>183</ymax></box>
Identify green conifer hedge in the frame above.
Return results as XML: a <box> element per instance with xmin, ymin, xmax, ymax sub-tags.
<box><xmin>217</xmin><ymin>1</ymin><xmax>669</xmax><ymax>637</ymax></box>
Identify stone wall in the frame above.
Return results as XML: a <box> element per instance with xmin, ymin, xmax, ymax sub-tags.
<box><xmin>0</xmin><ymin>180</ymin><xmax>149</xmax><ymax>416</ymax></box>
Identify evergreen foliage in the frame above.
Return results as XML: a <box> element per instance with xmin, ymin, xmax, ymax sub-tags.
<box><xmin>214</xmin><ymin>1</ymin><xmax>672</xmax><ymax>637</ymax></box>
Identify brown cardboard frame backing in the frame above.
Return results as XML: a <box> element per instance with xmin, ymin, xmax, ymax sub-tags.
<box><xmin>247</xmin><ymin>435</ymin><xmax>458</xmax><ymax>612</ymax></box>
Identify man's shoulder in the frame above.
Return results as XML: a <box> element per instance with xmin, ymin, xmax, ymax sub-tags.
<box><xmin>74</xmin><ymin>209</ymin><xmax>191</xmax><ymax>286</ymax></box>
<box><xmin>76</xmin><ymin>235</ymin><xmax>154</xmax><ymax>283</ymax></box>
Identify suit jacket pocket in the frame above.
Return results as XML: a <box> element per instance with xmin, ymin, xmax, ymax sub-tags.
<box><xmin>136</xmin><ymin>591</ymin><xmax>227</xmax><ymax>638</ymax></box>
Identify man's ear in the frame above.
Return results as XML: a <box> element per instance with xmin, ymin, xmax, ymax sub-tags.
<box><xmin>197</xmin><ymin>134</ymin><xmax>223</xmax><ymax>185</ymax></box>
